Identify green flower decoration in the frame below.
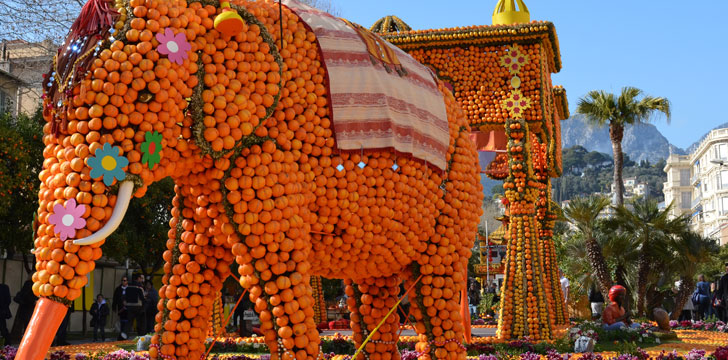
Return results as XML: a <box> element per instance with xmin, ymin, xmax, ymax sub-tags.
<box><xmin>141</xmin><ymin>131</ymin><xmax>163</xmax><ymax>169</ymax></box>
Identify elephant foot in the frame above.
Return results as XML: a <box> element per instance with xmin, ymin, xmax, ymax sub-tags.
<box><xmin>347</xmin><ymin>275</ymin><xmax>402</xmax><ymax>360</ymax></box>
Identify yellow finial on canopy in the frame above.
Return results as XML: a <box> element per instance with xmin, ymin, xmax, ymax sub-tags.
<box><xmin>492</xmin><ymin>0</ymin><xmax>530</xmax><ymax>25</ymax></box>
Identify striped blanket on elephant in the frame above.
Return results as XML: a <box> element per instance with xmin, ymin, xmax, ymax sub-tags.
<box><xmin>282</xmin><ymin>0</ymin><xmax>449</xmax><ymax>170</ymax></box>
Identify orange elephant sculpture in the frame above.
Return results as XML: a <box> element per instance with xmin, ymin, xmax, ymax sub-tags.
<box><xmin>17</xmin><ymin>0</ymin><xmax>483</xmax><ymax>359</ymax></box>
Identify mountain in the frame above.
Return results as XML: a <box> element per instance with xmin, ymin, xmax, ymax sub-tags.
<box><xmin>560</xmin><ymin>114</ymin><xmax>685</xmax><ymax>163</ymax></box>
<box><xmin>684</xmin><ymin>122</ymin><xmax>728</xmax><ymax>154</ymax></box>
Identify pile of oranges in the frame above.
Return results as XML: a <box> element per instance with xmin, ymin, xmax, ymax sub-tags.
<box><xmin>484</xmin><ymin>153</ymin><xmax>508</xmax><ymax>179</ymax></box>
<box><xmin>405</xmin><ymin>44</ymin><xmax>544</xmax><ymax>127</ymax></box>
<box><xmin>345</xmin><ymin>276</ymin><xmax>402</xmax><ymax>360</ymax></box>
<box><xmin>310</xmin><ymin>276</ymin><xmax>326</xmax><ymax>325</ymax></box>
<box><xmin>496</xmin><ymin>119</ymin><xmax>552</xmax><ymax>340</ymax></box>
<box><xmin>207</xmin><ymin>291</ymin><xmax>224</xmax><ymax>336</ymax></box>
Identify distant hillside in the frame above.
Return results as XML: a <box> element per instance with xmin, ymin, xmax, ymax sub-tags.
<box><xmin>552</xmin><ymin>145</ymin><xmax>667</xmax><ymax>203</ymax></box>
<box><xmin>685</xmin><ymin>122</ymin><xmax>728</xmax><ymax>154</ymax></box>
<box><xmin>561</xmin><ymin>114</ymin><xmax>684</xmax><ymax>163</ymax></box>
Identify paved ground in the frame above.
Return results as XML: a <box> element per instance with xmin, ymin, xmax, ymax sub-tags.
<box><xmin>321</xmin><ymin>328</ymin><xmax>497</xmax><ymax>337</ymax></box>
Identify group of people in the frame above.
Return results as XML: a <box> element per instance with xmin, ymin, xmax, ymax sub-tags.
<box><xmin>107</xmin><ymin>274</ymin><xmax>159</xmax><ymax>341</ymax></box>
<box><xmin>587</xmin><ymin>263</ymin><xmax>728</xmax><ymax>331</ymax></box>
<box><xmin>0</xmin><ymin>281</ymin><xmax>37</xmax><ymax>345</ymax></box>
<box><xmin>0</xmin><ymin>273</ymin><xmax>159</xmax><ymax>345</ymax></box>
<box><xmin>687</xmin><ymin>264</ymin><xmax>728</xmax><ymax>322</ymax></box>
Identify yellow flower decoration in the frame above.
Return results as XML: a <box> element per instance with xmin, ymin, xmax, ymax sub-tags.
<box><xmin>501</xmin><ymin>90</ymin><xmax>532</xmax><ymax>119</ymax></box>
<box><xmin>499</xmin><ymin>44</ymin><xmax>530</xmax><ymax>74</ymax></box>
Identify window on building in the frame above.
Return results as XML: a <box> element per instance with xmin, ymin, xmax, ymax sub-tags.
<box><xmin>681</xmin><ymin>192</ymin><xmax>692</xmax><ymax>209</ymax></box>
<box><xmin>716</xmin><ymin>144</ymin><xmax>728</xmax><ymax>161</ymax></box>
<box><xmin>0</xmin><ymin>89</ymin><xmax>13</xmax><ymax>114</ymax></box>
<box><xmin>718</xmin><ymin>173</ymin><xmax>723</xmax><ymax>191</ymax></box>
<box><xmin>722</xmin><ymin>197</ymin><xmax>728</xmax><ymax>215</ymax></box>
<box><xmin>679</xmin><ymin>169</ymin><xmax>690</xmax><ymax>186</ymax></box>
<box><xmin>722</xmin><ymin>171</ymin><xmax>728</xmax><ymax>190</ymax></box>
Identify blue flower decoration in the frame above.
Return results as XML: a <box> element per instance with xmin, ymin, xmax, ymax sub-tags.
<box><xmin>88</xmin><ymin>143</ymin><xmax>128</xmax><ymax>186</ymax></box>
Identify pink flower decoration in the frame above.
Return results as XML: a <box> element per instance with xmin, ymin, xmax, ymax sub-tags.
<box><xmin>155</xmin><ymin>28</ymin><xmax>191</xmax><ymax>65</ymax></box>
<box><xmin>48</xmin><ymin>198</ymin><xmax>87</xmax><ymax>240</ymax></box>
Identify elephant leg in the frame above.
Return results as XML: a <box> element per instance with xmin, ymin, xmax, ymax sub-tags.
<box><xmin>227</xmin><ymin>143</ymin><xmax>320</xmax><ymax>360</ymax></box>
<box><xmin>408</xmin><ymin>270</ymin><xmax>468</xmax><ymax>360</ymax></box>
<box><xmin>151</xmin><ymin>183</ymin><xmax>235</xmax><ymax>360</ymax></box>
<box><xmin>346</xmin><ymin>276</ymin><xmax>402</xmax><ymax>360</ymax></box>
<box><xmin>405</xmin><ymin>99</ymin><xmax>478</xmax><ymax>360</ymax></box>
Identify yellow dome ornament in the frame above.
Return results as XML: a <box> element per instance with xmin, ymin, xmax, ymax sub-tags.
<box><xmin>214</xmin><ymin>1</ymin><xmax>244</xmax><ymax>36</ymax></box>
<box><xmin>492</xmin><ymin>0</ymin><xmax>530</xmax><ymax>25</ymax></box>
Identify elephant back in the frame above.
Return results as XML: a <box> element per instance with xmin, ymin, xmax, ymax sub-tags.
<box><xmin>283</xmin><ymin>0</ymin><xmax>450</xmax><ymax>171</ymax></box>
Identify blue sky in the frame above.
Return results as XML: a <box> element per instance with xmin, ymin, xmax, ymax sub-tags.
<box><xmin>341</xmin><ymin>1</ymin><xmax>728</xmax><ymax>149</ymax></box>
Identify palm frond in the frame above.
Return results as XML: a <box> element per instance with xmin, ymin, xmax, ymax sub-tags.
<box><xmin>563</xmin><ymin>195</ymin><xmax>611</xmax><ymax>235</ymax></box>
<box><xmin>636</xmin><ymin>96</ymin><xmax>671</xmax><ymax>124</ymax></box>
<box><xmin>576</xmin><ymin>91</ymin><xmax>615</xmax><ymax>127</ymax></box>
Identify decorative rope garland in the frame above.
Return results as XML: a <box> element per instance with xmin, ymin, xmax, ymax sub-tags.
<box><xmin>190</xmin><ymin>0</ymin><xmax>282</xmax><ymax>159</ymax></box>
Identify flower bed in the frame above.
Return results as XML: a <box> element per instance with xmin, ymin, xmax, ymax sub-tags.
<box><xmin>570</xmin><ymin>321</ymin><xmax>662</xmax><ymax>346</ymax></box>
<box><xmin>670</xmin><ymin>320</ymin><xmax>727</xmax><ymax>333</ymax></box>
<box><xmin>2</xmin><ymin>328</ymin><xmax>725</xmax><ymax>360</ymax></box>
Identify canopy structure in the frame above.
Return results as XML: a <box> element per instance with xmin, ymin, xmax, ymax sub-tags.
<box><xmin>376</xmin><ymin>3</ymin><xmax>568</xmax><ymax>339</ymax></box>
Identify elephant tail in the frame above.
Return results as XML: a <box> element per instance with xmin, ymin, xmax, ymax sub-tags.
<box><xmin>15</xmin><ymin>297</ymin><xmax>69</xmax><ymax>360</ymax></box>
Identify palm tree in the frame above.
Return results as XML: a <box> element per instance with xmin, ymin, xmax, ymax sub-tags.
<box><xmin>599</xmin><ymin>230</ymin><xmax>639</xmax><ymax>292</ymax></box>
<box><xmin>562</xmin><ymin>196</ymin><xmax>613</xmax><ymax>298</ymax></box>
<box><xmin>555</xmin><ymin>232</ymin><xmax>595</xmax><ymax>295</ymax></box>
<box><xmin>668</xmin><ymin>231</ymin><xmax>719</xmax><ymax>320</ymax></box>
<box><xmin>609</xmin><ymin>199</ymin><xmax>689</xmax><ymax>316</ymax></box>
<box><xmin>576</xmin><ymin>87</ymin><xmax>671</xmax><ymax>206</ymax></box>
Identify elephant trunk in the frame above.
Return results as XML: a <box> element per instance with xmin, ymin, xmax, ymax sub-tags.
<box><xmin>15</xmin><ymin>298</ymin><xmax>69</xmax><ymax>360</ymax></box>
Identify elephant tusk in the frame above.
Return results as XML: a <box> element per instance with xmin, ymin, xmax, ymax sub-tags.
<box><xmin>73</xmin><ymin>180</ymin><xmax>134</xmax><ymax>246</ymax></box>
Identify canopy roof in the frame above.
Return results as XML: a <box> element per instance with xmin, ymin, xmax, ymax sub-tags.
<box><xmin>380</xmin><ymin>21</ymin><xmax>562</xmax><ymax>73</ymax></box>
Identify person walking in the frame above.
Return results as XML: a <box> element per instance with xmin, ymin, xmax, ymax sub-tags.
<box><xmin>560</xmin><ymin>270</ymin><xmax>570</xmax><ymax>304</ymax></box>
<box><xmin>10</xmin><ymin>280</ymin><xmax>37</xmax><ymax>343</ymax></box>
<box><xmin>144</xmin><ymin>280</ymin><xmax>158</xmax><ymax>334</ymax></box>
<box><xmin>112</xmin><ymin>275</ymin><xmax>130</xmax><ymax>340</ymax></box>
<box><xmin>468</xmin><ymin>282</ymin><xmax>481</xmax><ymax>308</ymax></box>
<box><xmin>709</xmin><ymin>281</ymin><xmax>719</xmax><ymax>319</ymax></box>
<box><xmin>54</xmin><ymin>305</ymin><xmax>73</xmax><ymax>346</ymax></box>
<box><xmin>0</xmin><ymin>283</ymin><xmax>11</xmax><ymax>345</ymax></box>
<box><xmin>588</xmin><ymin>284</ymin><xmax>605</xmax><ymax>320</ymax></box>
<box><xmin>90</xmin><ymin>294</ymin><xmax>110</xmax><ymax>342</ymax></box>
<box><xmin>716</xmin><ymin>262</ymin><xmax>728</xmax><ymax>322</ymax></box>
<box><xmin>490</xmin><ymin>283</ymin><xmax>500</xmax><ymax>303</ymax></box>
<box><xmin>126</xmin><ymin>274</ymin><xmax>146</xmax><ymax>336</ymax></box>
<box><xmin>694</xmin><ymin>275</ymin><xmax>712</xmax><ymax>320</ymax></box>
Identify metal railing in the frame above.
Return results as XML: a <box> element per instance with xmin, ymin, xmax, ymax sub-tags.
<box><xmin>691</xmin><ymin>194</ymin><xmax>702</xmax><ymax>209</ymax></box>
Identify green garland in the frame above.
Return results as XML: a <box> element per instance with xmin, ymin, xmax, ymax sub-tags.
<box><xmin>154</xmin><ymin>190</ymin><xmax>185</xmax><ymax>343</ymax></box>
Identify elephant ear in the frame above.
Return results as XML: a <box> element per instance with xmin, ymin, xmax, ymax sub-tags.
<box><xmin>45</xmin><ymin>0</ymin><xmax>120</xmax><ymax>135</ymax></box>
<box><xmin>190</xmin><ymin>5</ymin><xmax>283</xmax><ymax>159</ymax></box>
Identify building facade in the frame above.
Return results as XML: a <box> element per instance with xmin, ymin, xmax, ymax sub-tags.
<box><xmin>0</xmin><ymin>40</ymin><xmax>54</xmax><ymax>116</ymax></box>
<box><xmin>664</xmin><ymin>129</ymin><xmax>728</xmax><ymax>246</ymax></box>
<box><xmin>610</xmin><ymin>177</ymin><xmax>651</xmax><ymax>201</ymax></box>
<box><xmin>663</xmin><ymin>154</ymin><xmax>693</xmax><ymax>218</ymax></box>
